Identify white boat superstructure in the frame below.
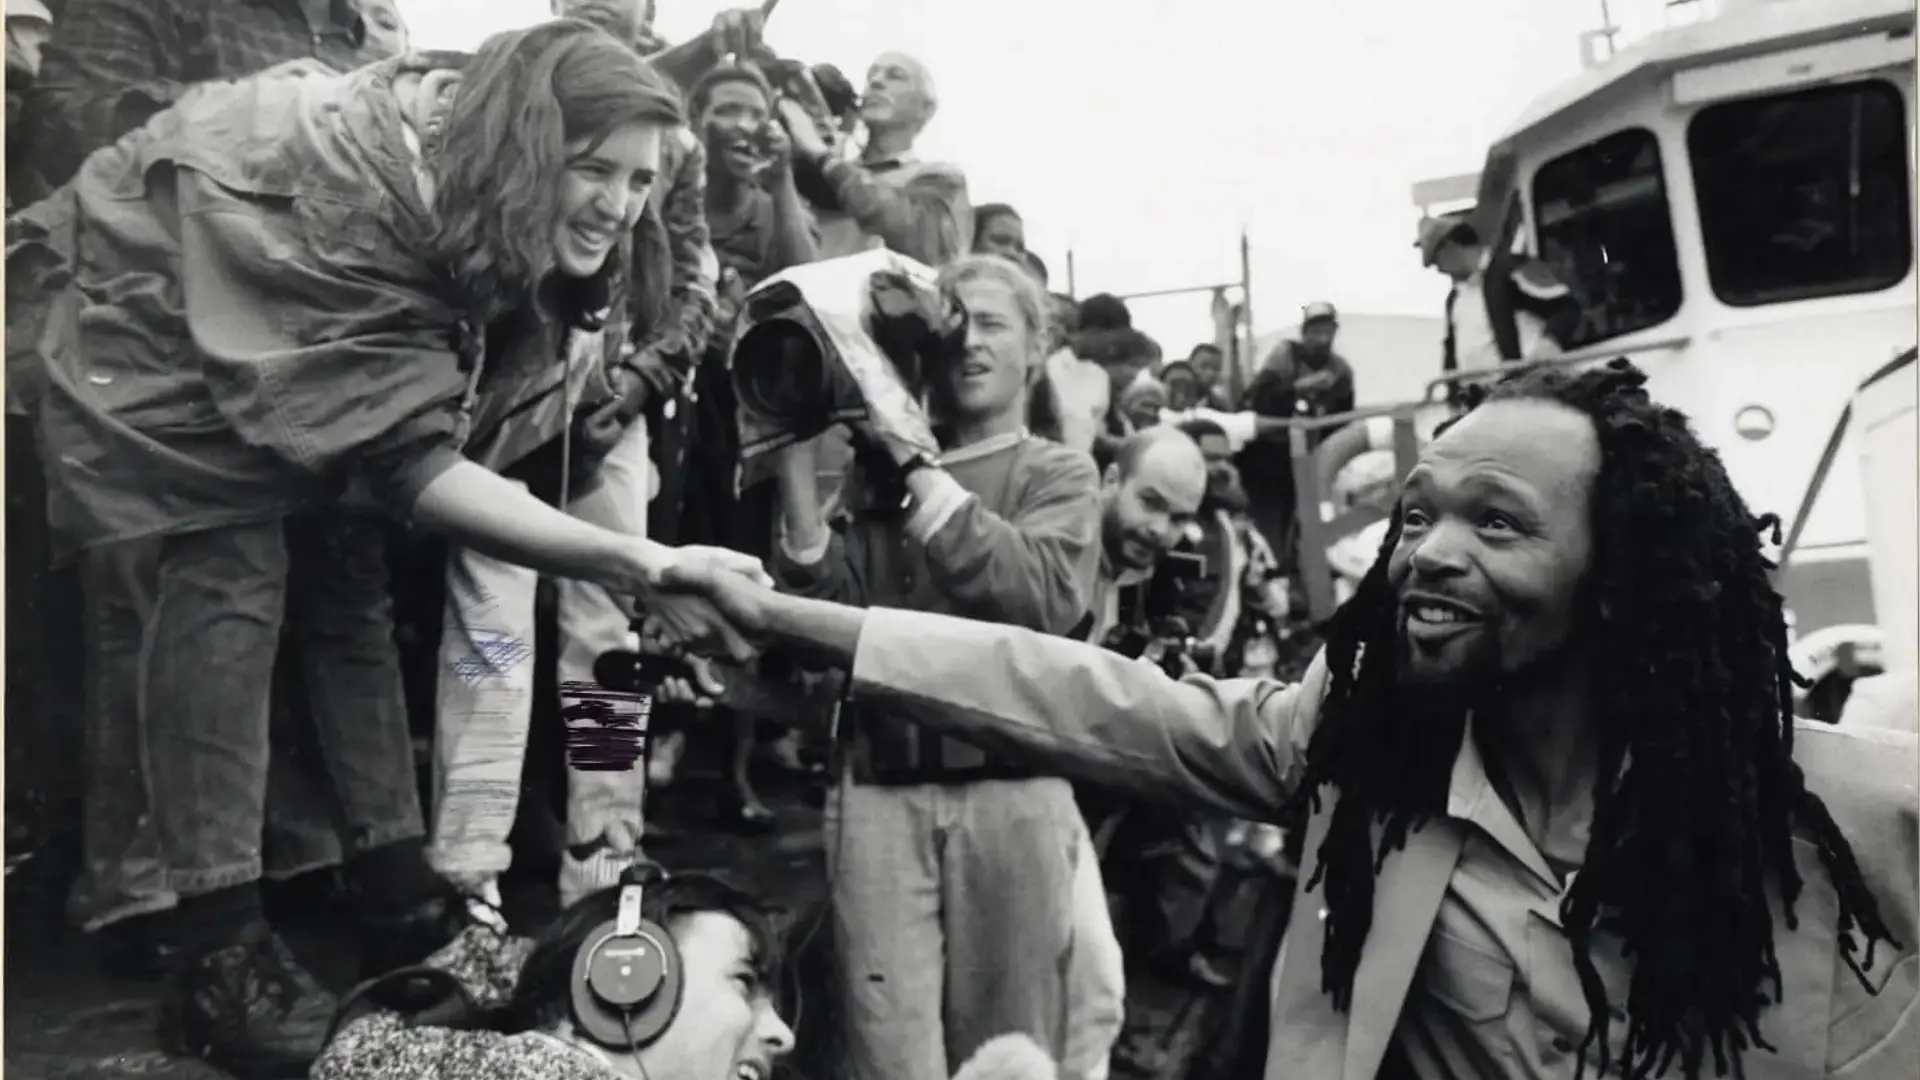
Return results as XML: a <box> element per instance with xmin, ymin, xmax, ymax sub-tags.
<box><xmin>1409</xmin><ymin>0</ymin><xmax>1916</xmax><ymax>679</ymax></box>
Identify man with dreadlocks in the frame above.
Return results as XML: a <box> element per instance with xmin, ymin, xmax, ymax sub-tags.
<box><xmin>660</xmin><ymin>359</ymin><xmax>1917</xmax><ymax>1080</ymax></box>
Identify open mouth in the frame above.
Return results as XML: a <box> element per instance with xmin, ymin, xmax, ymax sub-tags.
<box><xmin>1401</xmin><ymin>592</ymin><xmax>1482</xmax><ymax>628</ymax></box>
<box><xmin>568</xmin><ymin>222</ymin><xmax>617</xmax><ymax>252</ymax></box>
<box><xmin>734</xmin><ymin>1061</ymin><xmax>769</xmax><ymax>1080</ymax></box>
<box><xmin>959</xmin><ymin>362</ymin><xmax>991</xmax><ymax>379</ymax></box>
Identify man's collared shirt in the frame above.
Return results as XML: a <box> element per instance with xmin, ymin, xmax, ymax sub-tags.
<box><xmin>1400</xmin><ymin>716</ymin><xmax>1633</xmax><ymax>1080</ymax></box>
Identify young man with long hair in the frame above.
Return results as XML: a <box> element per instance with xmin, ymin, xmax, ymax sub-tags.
<box><xmin>770</xmin><ymin>254</ymin><xmax>1100</xmax><ymax>1080</ymax></box>
<box><xmin>9</xmin><ymin>21</ymin><xmax>765</xmax><ymax>1075</ymax></box>
<box><xmin>661</xmin><ymin>360</ymin><xmax>1916</xmax><ymax>1080</ymax></box>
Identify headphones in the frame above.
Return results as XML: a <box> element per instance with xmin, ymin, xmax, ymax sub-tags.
<box><xmin>569</xmin><ymin>877</ymin><xmax>686</xmax><ymax>1050</ymax></box>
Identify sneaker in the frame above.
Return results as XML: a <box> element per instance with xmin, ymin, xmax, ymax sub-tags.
<box><xmin>159</xmin><ymin>922</ymin><xmax>337</xmax><ymax>1079</ymax></box>
<box><xmin>558</xmin><ymin>841</ymin><xmax>635</xmax><ymax>910</ymax></box>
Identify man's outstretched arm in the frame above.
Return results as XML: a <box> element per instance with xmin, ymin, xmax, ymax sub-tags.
<box><xmin>745</xmin><ymin>590</ymin><xmax>1328</xmax><ymax>822</ymax></box>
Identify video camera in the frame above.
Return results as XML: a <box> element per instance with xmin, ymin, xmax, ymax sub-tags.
<box><xmin>1101</xmin><ymin>614</ymin><xmax>1220</xmax><ymax>679</ymax></box>
<box><xmin>729</xmin><ymin>250</ymin><xmax>965</xmax><ymax>487</ymax></box>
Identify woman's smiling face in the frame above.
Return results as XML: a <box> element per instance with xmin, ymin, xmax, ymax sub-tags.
<box><xmin>551</xmin><ymin>122</ymin><xmax>660</xmax><ymax>278</ymax></box>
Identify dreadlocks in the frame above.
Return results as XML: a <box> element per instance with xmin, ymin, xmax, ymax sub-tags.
<box><xmin>1282</xmin><ymin>358</ymin><xmax>1900</xmax><ymax>1079</ymax></box>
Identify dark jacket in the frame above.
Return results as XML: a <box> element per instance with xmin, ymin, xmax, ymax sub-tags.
<box><xmin>7</xmin><ymin>56</ymin><xmax>625</xmax><ymax>554</ymax></box>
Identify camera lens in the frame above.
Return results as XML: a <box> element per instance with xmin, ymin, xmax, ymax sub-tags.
<box><xmin>735</xmin><ymin>320</ymin><xmax>833</xmax><ymax>421</ymax></box>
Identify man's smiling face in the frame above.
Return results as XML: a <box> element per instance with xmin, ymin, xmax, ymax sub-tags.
<box><xmin>1386</xmin><ymin>399</ymin><xmax>1600</xmax><ymax>691</ymax></box>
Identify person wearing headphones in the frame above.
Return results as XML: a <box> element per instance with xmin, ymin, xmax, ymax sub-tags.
<box><xmin>314</xmin><ymin>869</ymin><xmax>795</xmax><ymax>1080</ymax></box>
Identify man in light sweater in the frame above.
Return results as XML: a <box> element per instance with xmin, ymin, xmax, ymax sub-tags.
<box><xmin>773</xmin><ymin>255</ymin><xmax>1098</xmax><ymax>1080</ymax></box>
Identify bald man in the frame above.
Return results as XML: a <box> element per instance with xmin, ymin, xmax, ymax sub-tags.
<box><xmin>1084</xmin><ymin>428</ymin><xmax>1209</xmax><ymax>643</ymax></box>
<box><xmin>781</xmin><ymin>49</ymin><xmax>972</xmax><ymax>267</ymax></box>
<box><xmin>1056</xmin><ymin>427</ymin><xmax>1209</xmax><ymax>1080</ymax></box>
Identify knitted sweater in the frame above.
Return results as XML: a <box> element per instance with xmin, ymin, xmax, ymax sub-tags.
<box><xmin>311</xmin><ymin>928</ymin><xmax>622</xmax><ymax>1080</ymax></box>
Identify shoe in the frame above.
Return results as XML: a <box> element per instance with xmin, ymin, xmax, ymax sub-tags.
<box><xmin>357</xmin><ymin>886</ymin><xmax>472</xmax><ymax>981</ymax></box>
<box><xmin>159</xmin><ymin>922</ymin><xmax>338</xmax><ymax>1079</ymax></box>
<box><xmin>97</xmin><ymin>917</ymin><xmax>184</xmax><ymax>982</ymax></box>
<box><xmin>559</xmin><ymin>841</ymin><xmax>636</xmax><ymax>910</ymax></box>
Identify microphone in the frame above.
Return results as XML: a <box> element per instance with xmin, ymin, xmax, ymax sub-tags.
<box><xmin>949</xmin><ymin>1034</ymin><xmax>1060</xmax><ymax>1080</ymax></box>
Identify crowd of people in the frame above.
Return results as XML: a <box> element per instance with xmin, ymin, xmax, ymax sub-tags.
<box><xmin>4</xmin><ymin>3</ymin><xmax>1916</xmax><ymax>1080</ymax></box>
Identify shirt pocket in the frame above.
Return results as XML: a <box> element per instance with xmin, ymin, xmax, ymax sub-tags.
<box><xmin>1424</xmin><ymin>925</ymin><xmax>1518</xmax><ymax>1023</ymax></box>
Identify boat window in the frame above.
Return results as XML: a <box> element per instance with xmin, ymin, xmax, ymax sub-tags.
<box><xmin>1531</xmin><ymin>128</ymin><xmax>1683</xmax><ymax>348</ymax></box>
<box><xmin>1689</xmin><ymin>80</ymin><xmax>1912</xmax><ymax>307</ymax></box>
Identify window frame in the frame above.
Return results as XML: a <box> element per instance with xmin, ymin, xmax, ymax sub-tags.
<box><xmin>1685</xmin><ymin>77</ymin><xmax>1914</xmax><ymax>309</ymax></box>
<box><xmin>1528</xmin><ymin>125</ymin><xmax>1685</xmax><ymax>350</ymax></box>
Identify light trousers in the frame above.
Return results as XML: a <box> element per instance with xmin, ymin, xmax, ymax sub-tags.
<box><xmin>427</xmin><ymin>419</ymin><xmax>655</xmax><ymax>906</ymax></box>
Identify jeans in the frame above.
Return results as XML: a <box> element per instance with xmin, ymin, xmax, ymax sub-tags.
<box><xmin>261</xmin><ymin>514</ymin><xmax>426</xmax><ymax>879</ymax></box>
<box><xmin>1063</xmin><ymin>818</ymin><xmax>1125</xmax><ymax>1080</ymax></box>
<box><xmin>428</xmin><ymin>418</ymin><xmax>654</xmax><ymax>906</ymax></box>
<box><xmin>70</xmin><ymin>539</ymin><xmax>170</xmax><ymax>930</ymax></box>
<box><xmin>826</xmin><ymin>776</ymin><xmax>1079</xmax><ymax>1080</ymax></box>
<box><xmin>139</xmin><ymin>515</ymin><xmax>422</xmax><ymax>898</ymax></box>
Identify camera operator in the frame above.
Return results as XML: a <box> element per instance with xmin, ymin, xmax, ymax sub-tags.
<box><xmin>771</xmin><ymin>254</ymin><xmax>1099</xmax><ymax>1080</ymax></box>
<box><xmin>1073</xmin><ymin>427</ymin><xmax>1244</xmax><ymax>1073</ymax></box>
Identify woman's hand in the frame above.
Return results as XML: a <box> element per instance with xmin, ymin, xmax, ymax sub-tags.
<box><xmin>626</xmin><ymin>543</ymin><xmax>772</xmax><ymax>662</ymax></box>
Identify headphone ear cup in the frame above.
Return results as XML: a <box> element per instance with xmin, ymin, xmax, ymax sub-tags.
<box><xmin>569</xmin><ymin>917</ymin><xmax>686</xmax><ymax>1050</ymax></box>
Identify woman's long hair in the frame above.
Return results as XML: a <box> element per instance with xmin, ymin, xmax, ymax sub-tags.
<box><xmin>1283</xmin><ymin>359</ymin><xmax>1900</xmax><ymax>1079</ymax></box>
<box><xmin>428</xmin><ymin>19</ymin><xmax>683</xmax><ymax>326</ymax></box>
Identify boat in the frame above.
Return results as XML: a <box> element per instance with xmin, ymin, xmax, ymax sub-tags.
<box><xmin>1298</xmin><ymin>0</ymin><xmax>1915</xmax><ymax>717</ymax></box>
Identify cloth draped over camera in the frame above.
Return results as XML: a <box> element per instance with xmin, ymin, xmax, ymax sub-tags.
<box><xmin>726</xmin><ymin>248</ymin><xmax>947</xmax><ymax>489</ymax></box>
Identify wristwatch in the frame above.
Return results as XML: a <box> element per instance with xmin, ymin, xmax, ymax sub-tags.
<box><xmin>894</xmin><ymin>451</ymin><xmax>939</xmax><ymax>514</ymax></box>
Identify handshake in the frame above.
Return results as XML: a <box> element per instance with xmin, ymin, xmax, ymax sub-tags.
<box><xmin>630</xmin><ymin>544</ymin><xmax>786</xmax><ymax>664</ymax></box>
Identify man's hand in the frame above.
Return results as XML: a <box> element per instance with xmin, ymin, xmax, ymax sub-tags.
<box><xmin>708</xmin><ymin>7</ymin><xmax>768</xmax><ymax>60</ymax></box>
<box><xmin>759</xmin><ymin>113</ymin><xmax>795</xmax><ymax>180</ymax></box>
<box><xmin>649</xmin><ymin>554</ymin><xmax>779</xmax><ymax>643</ymax></box>
<box><xmin>776</xmin><ymin>98</ymin><xmax>829</xmax><ymax>165</ymax></box>
<box><xmin>629</xmin><ymin>543</ymin><xmax>772</xmax><ymax>661</ymax></box>
<box><xmin>652</xmin><ymin>555</ymin><xmax>870</xmax><ymax>669</ymax></box>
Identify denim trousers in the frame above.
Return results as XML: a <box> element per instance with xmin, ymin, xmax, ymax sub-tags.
<box><xmin>825</xmin><ymin>776</ymin><xmax>1080</xmax><ymax>1080</ymax></box>
<box><xmin>111</xmin><ymin>513</ymin><xmax>422</xmax><ymax>910</ymax></box>
<box><xmin>428</xmin><ymin>418</ymin><xmax>654</xmax><ymax>907</ymax></box>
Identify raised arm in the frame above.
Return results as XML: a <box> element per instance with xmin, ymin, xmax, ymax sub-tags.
<box><xmin>820</xmin><ymin>158</ymin><xmax>972</xmax><ymax>268</ymax></box>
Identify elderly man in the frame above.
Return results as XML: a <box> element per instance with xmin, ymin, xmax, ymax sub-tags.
<box><xmin>785</xmin><ymin>50</ymin><xmax>971</xmax><ymax>268</ymax></box>
<box><xmin>662</xmin><ymin>360</ymin><xmax>1917</xmax><ymax>1080</ymax></box>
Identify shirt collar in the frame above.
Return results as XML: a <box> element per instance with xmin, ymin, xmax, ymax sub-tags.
<box><xmin>1445</xmin><ymin>713</ymin><xmax>1584</xmax><ymax>894</ymax></box>
<box><xmin>938</xmin><ymin>427</ymin><xmax>1027</xmax><ymax>466</ymax></box>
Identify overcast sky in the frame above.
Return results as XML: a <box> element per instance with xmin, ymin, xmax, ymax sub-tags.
<box><xmin>398</xmin><ymin>0</ymin><xmax>1700</xmax><ymax>350</ymax></box>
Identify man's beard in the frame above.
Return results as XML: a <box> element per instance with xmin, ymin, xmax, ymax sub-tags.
<box><xmin>1393</xmin><ymin>618</ymin><xmax>1572</xmax><ymax>714</ymax></box>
